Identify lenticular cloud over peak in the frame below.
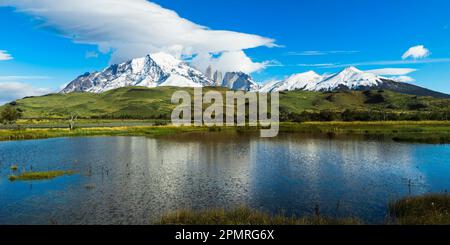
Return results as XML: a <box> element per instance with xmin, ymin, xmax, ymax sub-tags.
<box><xmin>1</xmin><ymin>0</ymin><xmax>276</xmax><ymax>73</ymax></box>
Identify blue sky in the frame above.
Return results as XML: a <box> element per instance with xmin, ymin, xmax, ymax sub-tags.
<box><xmin>0</xmin><ymin>0</ymin><xmax>449</xmax><ymax>103</ymax></box>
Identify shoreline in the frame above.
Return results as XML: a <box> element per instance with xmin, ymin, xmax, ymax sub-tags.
<box><xmin>0</xmin><ymin>121</ymin><xmax>449</xmax><ymax>143</ymax></box>
<box><xmin>157</xmin><ymin>193</ymin><xmax>450</xmax><ymax>225</ymax></box>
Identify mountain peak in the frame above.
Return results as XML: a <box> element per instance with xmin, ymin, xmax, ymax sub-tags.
<box><xmin>341</xmin><ymin>66</ymin><xmax>362</xmax><ymax>73</ymax></box>
<box><xmin>149</xmin><ymin>52</ymin><xmax>181</xmax><ymax>68</ymax></box>
<box><xmin>294</xmin><ymin>70</ymin><xmax>321</xmax><ymax>78</ymax></box>
<box><xmin>304</xmin><ymin>70</ymin><xmax>319</xmax><ymax>76</ymax></box>
<box><xmin>61</xmin><ymin>51</ymin><xmax>213</xmax><ymax>93</ymax></box>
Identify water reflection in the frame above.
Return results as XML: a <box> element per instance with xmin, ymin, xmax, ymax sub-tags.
<box><xmin>0</xmin><ymin>134</ymin><xmax>449</xmax><ymax>224</ymax></box>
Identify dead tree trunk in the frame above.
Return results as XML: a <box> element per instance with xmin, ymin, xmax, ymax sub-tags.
<box><xmin>69</xmin><ymin>113</ymin><xmax>78</xmax><ymax>131</ymax></box>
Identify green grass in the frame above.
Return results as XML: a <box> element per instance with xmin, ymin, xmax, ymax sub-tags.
<box><xmin>1</xmin><ymin>87</ymin><xmax>218</xmax><ymax>119</ymax></box>
<box><xmin>280</xmin><ymin>88</ymin><xmax>446</xmax><ymax>114</ymax></box>
<box><xmin>159</xmin><ymin>194</ymin><xmax>450</xmax><ymax>225</ymax></box>
<box><xmin>8</xmin><ymin>170</ymin><xmax>75</xmax><ymax>181</ymax></box>
<box><xmin>389</xmin><ymin>194</ymin><xmax>450</xmax><ymax>225</ymax></box>
<box><xmin>279</xmin><ymin>121</ymin><xmax>450</xmax><ymax>143</ymax></box>
<box><xmin>2</xmin><ymin>87</ymin><xmax>450</xmax><ymax>119</ymax></box>
<box><xmin>157</xmin><ymin>207</ymin><xmax>362</xmax><ymax>225</ymax></box>
<box><xmin>0</xmin><ymin>125</ymin><xmax>215</xmax><ymax>141</ymax></box>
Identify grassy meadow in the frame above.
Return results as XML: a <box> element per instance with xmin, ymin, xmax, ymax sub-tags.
<box><xmin>1</xmin><ymin>86</ymin><xmax>449</xmax><ymax>119</ymax></box>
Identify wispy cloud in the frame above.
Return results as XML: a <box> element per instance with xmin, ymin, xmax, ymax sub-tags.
<box><xmin>389</xmin><ymin>76</ymin><xmax>415</xmax><ymax>83</ymax></box>
<box><xmin>367</xmin><ymin>68</ymin><xmax>417</xmax><ymax>83</ymax></box>
<box><xmin>0</xmin><ymin>82</ymin><xmax>53</xmax><ymax>105</ymax></box>
<box><xmin>0</xmin><ymin>50</ymin><xmax>13</xmax><ymax>61</ymax></box>
<box><xmin>297</xmin><ymin>63</ymin><xmax>337</xmax><ymax>67</ymax></box>
<box><xmin>286</xmin><ymin>50</ymin><xmax>359</xmax><ymax>56</ymax></box>
<box><xmin>0</xmin><ymin>76</ymin><xmax>51</xmax><ymax>81</ymax></box>
<box><xmin>265</xmin><ymin>60</ymin><xmax>284</xmax><ymax>67</ymax></box>
<box><xmin>365</xmin><ymin>68</ymin><xmax>417</xmax><ymax>76</ymax></box>
<box><xmin>309</xmin><ymin>58</ymin><xmax>450</xmax><ymax>68</ymax></box>
<box><xmin>85</xmin><ymin>51</ymin><xmax>99</xmax><ymax>59</ymax></box>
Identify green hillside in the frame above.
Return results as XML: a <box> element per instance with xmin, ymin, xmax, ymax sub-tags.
<box><xmin>3</xmin><ymin>87</ymin><xmax>450</xmax><ymax>120</ymax></box>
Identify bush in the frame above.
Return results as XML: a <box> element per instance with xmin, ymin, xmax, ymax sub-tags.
<box><xmin>0</xmin><ymin>106</ymin><xmax>22</xmax><ymax>125</ymax></box>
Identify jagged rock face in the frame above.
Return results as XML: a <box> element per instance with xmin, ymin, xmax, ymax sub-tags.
<box><xmin>61</xmin><ymin>52</ymin><xmax>213</xmax><ymax>93</ymax></box>
<box><xmin>222</xmin><ymin>72</ymin><xmax>260</xmax><ymax>91</ymax></box>
<box><xmin>205</xmin><ymin>66</ymin><xmax>213</xmax><ymax>80</ymax></box>
<box><xmin>202</xmin><ymin>66</ymin><xmax>257</xmax><ymax>90</ymax></box>
<box><xmin>213</xmin><ymin>71</ymin><xmax>223</xmax><ymax>86</ymax></box>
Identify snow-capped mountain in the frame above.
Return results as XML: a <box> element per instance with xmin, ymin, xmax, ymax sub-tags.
<box><xmin>314</xmin><ymin>66</ymin><xmax>383</xmax><ymax>91</ymax></box>
<box><xmin>260</xmin><ymin>66</ymin><xmax>449</xmax><ymax>98</ymax></box>
<box><xmin>262</xmin><ymin>67</ymin><xmax>382</xmax><ymax>93</ymax></box>
<box><xmin>61</xmin><ymin>53</ymin><xmax>449</xmax><ymax>98</ymax></box>
<box><xmin>61</xmin><ymin>52</ymin><xmax>213</xmax><ymax>93</ymax></box>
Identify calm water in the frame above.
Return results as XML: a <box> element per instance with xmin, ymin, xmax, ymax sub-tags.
<box><xmin>0</xmin><ymin>133</ymin><xmax>449</xmax><ymax>224</ymax></box>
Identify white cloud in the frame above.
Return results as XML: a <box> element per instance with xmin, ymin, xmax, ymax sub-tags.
<box><xmin>1</xmin><ymin>0</ymin><xmax>276</xmax><ymax>73</ymax></box>
<box><xmin>0</xmin><ymin>50</ymin><xmax>13</xmax><ymax>61</ymax></box>
<box><xmin>402</xmin><ymin>45</ymin><xmax>430</xmax><ymax>60</ymax></box>
<box><xmin>191</xmin><ymin>51</ymin><xmax>269</xmax><ymax>74</ymax></box>
<box><xmin>265</xmin><ymin>60</ymin><xmax>284</xmax><ymax>67</ymax></box>
<box><xmin>365</xmin><ymin>68</ymin><xmax>416</xmax><ymax>83</ymax></box>
<box><xmin>366</xmin><ymin>68</ymin><xmax>417</xmax><ymax>76</ymax></box>
<box><xmin>287</xmin><ymin>51</ymin><xmax>327</xmax><ymax>56</ymax></box>
<box><xmin>85</xmin><ymin>51</ymin><xmax>99</xmax><ymax>59</ymax></box>
<box><xmin>389</xmin><ymin>76</ymin><xmax>416</xmax><ymax>83</ymax></box>
<box><xmin>314</xmin><ymin>58</ymin><xmax>450</xmax><ymax>68</ymax></box>
<box><xmin>0</xmin><ymin>82</ymin><xmax>52</xmax><ymax>104</ymax></box>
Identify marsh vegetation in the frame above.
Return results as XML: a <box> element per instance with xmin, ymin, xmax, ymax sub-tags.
<box><xmin>8</xmin><ymin>170</ymin><xmax>75</xmax><ymax>181</ymax></box>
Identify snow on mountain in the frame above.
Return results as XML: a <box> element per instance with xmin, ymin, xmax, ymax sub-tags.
<box><xmin>61</xmin><ymin>52</ymin><xmax>212</xmax><ymax>93</ymax></box>
<box><xmin>259</xmin><ymin>79</ymin><xmax>283</xmax><ymax>93</ymax></box>
<box><xmin>261</xmin><ymin>67</ymin><xmax>384</xmax><ymax>93</ymax></box>
<box><xmin>260</xmin><ymin>71</ymin><xmax>323</xmax><ymax>93</ymax></box>
<box><xmin>314</xmin><ymin>66</ymin><xmax>382</xmax><ymax>91</ymax></box>
<box><xmin>159</xmin><ymin>74</ymin><xmax>202</xmax><ymax>87</ymax></box>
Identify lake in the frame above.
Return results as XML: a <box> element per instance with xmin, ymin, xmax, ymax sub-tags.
<box><xmin>0</xmin><ymin>133</ymin><xmax>449</xmax><ymax>224</ymax></box>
